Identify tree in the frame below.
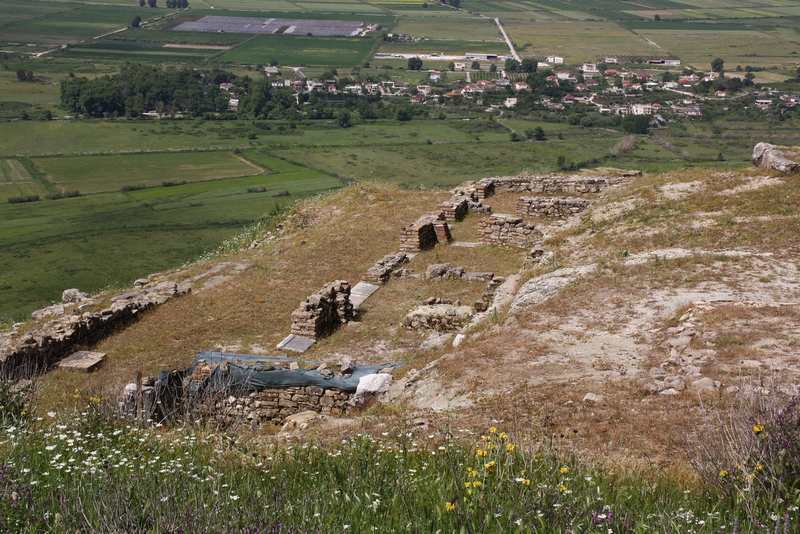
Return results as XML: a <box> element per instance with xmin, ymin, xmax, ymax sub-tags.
<box><xmin>395</xmin><ymin>106</ymin><xmax>412</xmax><ymax>121</ymax></box>
<box><xmin>505</xmin><ymin>58</ymin><xmax>520</xmax><ymax>73</ymax></box>
<box><xmin>16</xmin><ymin>69</ymin><xmax>26</xmax><ymax>81</ymax></box>
<box><xmin>620</xmin><ymin>114</ymin><xmax>650</xmax><ymax>135</ymax></box>
<box><xmin>520</xmin><ymin>58</ymin><xmax>537</xmax><ymax>74</ymax></box>
<box><xmin>654</xmin><ymin>14</ymin><xmax>661</xmax><ymax>21</ymax></box>
<box><xmin>139</xmin><ymin>0</ymin><xmax>145</xmax><ymax>5</ymax></box>
<box><xmin>489</xmin><ymin>63</ymin><xmax>497</xmax><ymax>73</ymax></box>
<box><xmin>131</xmin><ymin>15</ymin><xmax>141</xmax><ymax>27</ymax></box>
<box><xmin>471</xmin><ymin>61</ymin><xmax>480</xmax><ymax>70</ymax></box>
<box><xmin>711</xmin><ymin>57</ymin><xmax>724</xmax><ymax>73</ymax></box>
<box><xmin>148</xmin><ymin>0</ymin><xmax>156</xmax><ymax>7</ymax></box>
<box><xmin>532</xmin><ymin>126</ymin><xmax>545</xmax><ymax>141</ymax></box>
<box><xmin>407</xmin><ymin>57</ymin><xmax>422</xmax><ymax>70</ymax></box>
<box><xmin>447</xmin><ymin>0</ymin><xmax>460</xmax><ymax>6</ymax></box>
<box><xmin>448</xmin><ymin>62</ymin><xmax>455</xmax><ymax>71</ymax></box>
<box><xmin>337</xmin><ymin>110</ymin><xmax>352</xmax><ymax>128</ymax></box>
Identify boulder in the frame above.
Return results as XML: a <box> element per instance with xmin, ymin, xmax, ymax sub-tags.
<box><xmin>351</xmin><ymin>373</ymin><xmax>392</xmax><ymax>407</ymax></box>
<box><xmin>62</xmin><ymin>288</ymin><xmax>90</xmax><ymax>304</ymax></box>
<box><xmin>752</xmin><ymin>142</ymin><xmax>800</xmax><ymax>173</ymax></box>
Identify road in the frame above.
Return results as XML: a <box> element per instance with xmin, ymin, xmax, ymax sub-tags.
<box><xmin>495</xmin><ymin>18</ymin><xmax>519</xmax><ymax>61</ymax></box>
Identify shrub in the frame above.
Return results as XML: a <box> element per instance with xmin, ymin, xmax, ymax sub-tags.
<box><xmin>120</xmin><ymin>184</ymin><xmax>147</xmax><ymax>192</ymax></box>
<box><xmin>6</xmin><ymin>195</ymin><xmax>39</xmax><ymax>204</ymax></box>
<box><xmin>247</xmin><ymin>186</ymin><xmax>266</xmax><ymax>193</ymax></box>
<box><xmin>273</xmin><ymin>189</ymin><xmax>290</xmax><ymax>197</ymax></box>
<box><xmin>162</xmin><ymin>180</ymin><xmax>187</xmax><ymax>187</ymax></box>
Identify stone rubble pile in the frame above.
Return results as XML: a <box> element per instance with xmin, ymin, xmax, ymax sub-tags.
<box><xmin>362</xmin><ymin>252</ymin><xmax>410</xmax><ymax>285</ymax></box>
<box><xmin>637</xmin><ymin>301</ymin><xmax>726</xmax><ymax>396</ymax></box>
<box><xmin>402</xmin><ymin>303</ymin><xmax>473</xmax><ymax>332</ymax></box>
<box><xmin>0</xmin><ymin>282</ymin><xmax>191</xmax><ymax>377</ymax></box>
<box><xmin>424</xmin><ymin>263</ymin><xmax>493</xmax><ymax>282</ymax></box>
<box><xmin>290</xmin><ymin>281</ymin><xmax>353</xmax><ymax>340</ymax></box>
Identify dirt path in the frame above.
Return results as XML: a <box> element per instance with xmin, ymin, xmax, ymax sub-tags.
<box><xmin>231</xmin><ymin>153</ymin><xmax>265</xmax><ymax>174</ymax></box>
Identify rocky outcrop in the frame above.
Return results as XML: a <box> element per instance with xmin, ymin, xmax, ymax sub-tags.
<box><xmin>752</xmin><ymin>142</ymin><xmax>800</xmax><ymax>173</ymax></box>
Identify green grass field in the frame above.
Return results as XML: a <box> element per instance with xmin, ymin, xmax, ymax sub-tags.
<box><xmin>390</xmin><ymin>18</ymin><xmax>503</xmax><ymax>40</ymax></box>
<box><xmin>60</xmin><ymin>41</ymin><xmax>221</xmax><ymax>62</ymax></box>
<box><xmin>0</xmin><ymin>5</ymin><xmax>153</xmax><ymax>45</ymax></box>
<box><xmin>0</xmin><ymin>152</ymin><xmax>340</xmax><ymax>321</ymax></box>
<box><xmin>216</xmin><ymin>34</ymin><xmax>376</xmax><ymax>66</ymax></box>
<box><xmin>34</xmin><ymin>152</ymin><xmax>263</xmax><ymax>194</ymax></box>
<box><xmin>0</xmin><ymin>0</ymin><xmax>79</xmax><ymax>26</ymax></box>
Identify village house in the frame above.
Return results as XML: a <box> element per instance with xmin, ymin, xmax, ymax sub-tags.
<box><xmin>546</xmin><ymin>55</ymin><xmax>564</xmax><ymax>64</ymax></box>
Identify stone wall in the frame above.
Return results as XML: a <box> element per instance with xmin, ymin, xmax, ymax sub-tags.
<box><xmin>475</xmin><ymin>173</ymin><xmax>629</xmax><ymax>196</ymax></box>
<box><xmin>290</xmin><ymin>281</ymin><xmax>353</xmax><ymax>339</ymax></box>
<box><xmin>478</xmin><ymin>213</ymin><xmax>542</xmax><ymax>248</ymax></box>
<box><xmin>400</xmin><ymin>212</ymin><xmax>452</xmax><ymax>252</ymax></box>
<box><xmin>517</xmin><ymin>196</ymin><xmax>592</xmax><ymax>217</ymax></box>
<box><xmin>211</xmin><ymin>386</ymin><xmax>353</xmax><ymax>427</ymax></box>
<box><xmin>0</xmin><ymin>282</ymin><xmax>191</xmax><ymax>378</ymax></box>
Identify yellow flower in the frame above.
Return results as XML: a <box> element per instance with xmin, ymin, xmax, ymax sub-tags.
<box><xmin>481</xmin><ymin>435</ymin><xmax>490</xmax><ymax>441</ymax></box>
<box><xmin>445</xmin><ymin>502</ymin><xmax>455</xmax><ymax>511</ymax></box>
<box><xmin>718</xmin><ymin>470</ymin><xmax>728</xmax><ymax>477</ymax></box>
<box><xmin>756</xmin><ymin>464</ymin><xmax>763</xmax><ymax>471</ymax></box>
<box><xmin>467</xmin><ymin>489</ymin><xmax>473</xmax><ymax>495</ymax></box>
<box><xmin>487</xmin><ymin>443</ymin><xmax>496</xmax><ymax>450</ymax></box>
<box><xmin>464</xmin><ymin>482</ymin><xmax>472</xmax><ymax>488</ymax></box>
<box><xmin>477</xmin><ymin>450</ymin><xmax>488</xmax><ymax>457</ymax></box>
<box><xmin>485</xmin><ymin>461</ymin><xmax>496</xmax><ymax>469</ymax></box>
<box><xmin>747</xmin><ymin>473</ymin><xmax>756</xmax><ymax>480</ymax></box>
<box><xmin>472</xmin><ymin>481</ymin><xmax>482</xmax><ymax>488</ymax></box>
<box><xmin>506</xmin><ymin>444</ymin><xmax>516</xmax><ymax>452</ymax></box>
<box><xmin>559</xmin><ymin>467</ymin><xmax>569</xmax><ymax>474</ymax></box>
<box><xmin>489</xmin><ymin>427</ymin><xmax>498</xmax><ymax>434</ymax></box>
<box><xmin>558</xmin><ymin>484</ymin><xmax>567</xmax><ymax>492</ymax></box>
<box><xmin>753</xmin><ymin>423</ymin><xmax>765</xmax><ymax>433</ymax></box>
<box><xmin>498</xmin><ymin>432</ymin><xmax>508</xmax><ymax>441</ymax></box>
<box><xmin>522</xmin><ymin>479</ymin><xmax>531</xmax><ymax>486</ymax></box>
<box><xmin>520</xmin><ymin>470</ymin><xmax>526</xmax><ymax>475</ymax></box>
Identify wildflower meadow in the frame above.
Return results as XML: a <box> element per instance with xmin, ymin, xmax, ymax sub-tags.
<box><xmin>1</xmin><ymin>385</ymin><xmax>799</xmax><ymax>533</ymax></box>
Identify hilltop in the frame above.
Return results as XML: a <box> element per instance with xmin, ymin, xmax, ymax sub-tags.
<box><xmin>4</xmin><ymin>152</ymin><xmax>800</xmax><ymax>472</ymax></box>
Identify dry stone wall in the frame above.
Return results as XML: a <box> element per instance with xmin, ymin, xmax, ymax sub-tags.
<box><xmin>478</xmin><ymin>214</ymin><xmax>542</xmax><ymax>248</ymax></box>
<box><xmin>0</xmin><ymin>282</ymin><xmax>191</xmax><ymax>378</ymax></box>
<box><xmin>290</xmin><ymin>281</ymin><xmax>353</xmax><ymax>339</ymax></box>
<box><xmin>517</xmin><ymin>196</ymin><xmax>592</xmax><ymax>218</ymax></box>
<box><xmin>212</xmin><ymin>386</ymin><xmax>353</xmax><ymax>427</ymax></box>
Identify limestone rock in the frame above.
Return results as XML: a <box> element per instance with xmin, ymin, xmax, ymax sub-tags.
<box><xmin>583</xmin><ymin>393</ymin><xmax>604</xmax><ymax>405</ymax></box>
<box><xmin>62</xmin><ymin>288</ymin><xmax>90</xmax><ymax>304</ymax></box>
<box><xmin>351</xmin><ymin>373</ymin><xmax>392</xmax><ymax>407</ymax></box>
<box><xmin>340</xmin><ymin>356</ymin><xmax>356</xmax><ymax>375</ymax></box>
<box><xmin>689</xmin><ymin>377</ymin><xmax>716</xmax><ymax>392</ymax></box>
<box><xmin>752</xmin><ymin>142</ymin><xmax>800</xmax><ymax>173</ymax></box>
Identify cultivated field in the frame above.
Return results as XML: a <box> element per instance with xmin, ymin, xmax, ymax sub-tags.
<box><xmin>0</xmin><ymin>5</ymin><xmax>152</xmax><ymax>45</ymax></box>
<box><xmin>506</xmin><ymin>20</ymin><xmax>660</xmax><ymax>63</ymax></box>
<box><xmin>216</xmin><ymin>34</ymin><xmax>376</xmax><ymax>66</ymax></box>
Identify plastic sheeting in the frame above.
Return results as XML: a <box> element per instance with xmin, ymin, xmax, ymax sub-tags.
<box><xmin>156</xmin><ymin>351</ymin><xmax>401</xmax><ymax>394</ymax></box>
